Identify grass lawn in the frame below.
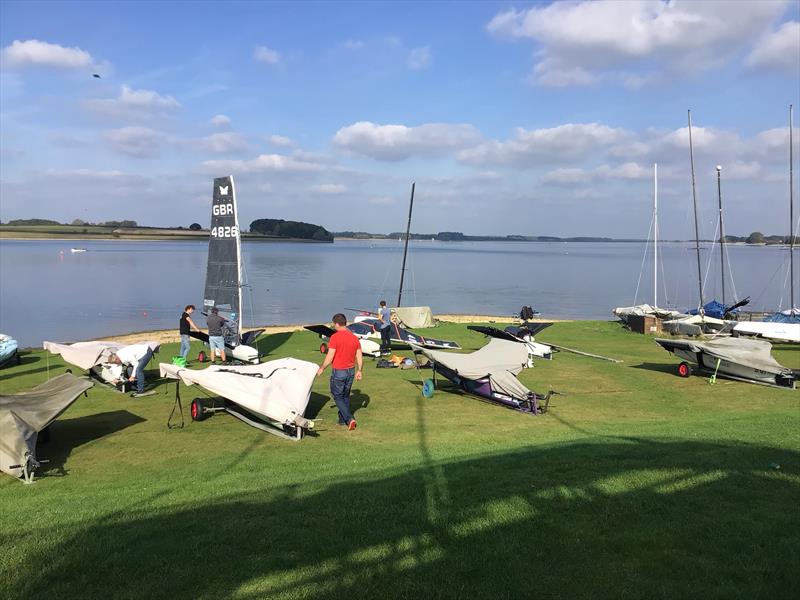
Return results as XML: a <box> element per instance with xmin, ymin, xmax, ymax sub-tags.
<box><xmin>1</xmin><ymin>321</ymin><xmax>798</xmax><ymax>599</ymax></box>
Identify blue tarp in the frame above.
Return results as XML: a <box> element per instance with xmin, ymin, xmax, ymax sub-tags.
<box><xmin>689</xmin><ymin>300</ymin><xmax>730</xmax><ymax>319</ymax></box>
<box><xmin>764</xmin><ymin>311</ymin><xmax>800</xmax><ymax>324</ymax></box>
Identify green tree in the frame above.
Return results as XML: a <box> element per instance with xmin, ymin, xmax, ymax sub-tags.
<box><xmin>746</xmin><ymin>231</ymin><xmax>765</xmax><ymax>244</ymax></box>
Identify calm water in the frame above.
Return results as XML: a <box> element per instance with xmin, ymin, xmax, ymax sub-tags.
<box><xmin>0</xmin><ymin>239</ymin><xmax>795</xmax><ymax>347</ymax></box>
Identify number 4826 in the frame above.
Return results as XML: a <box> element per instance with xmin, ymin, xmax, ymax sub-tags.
<box><xmin>212</xmin><ymin>226</ymin><xmax>238</xmax><ymax>238</ymax></box>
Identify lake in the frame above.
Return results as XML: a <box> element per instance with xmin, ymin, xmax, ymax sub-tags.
<box><xmin>0</xmin><ymin>238</ymin><xmax>795</xmax><ymax>347</ymax></box>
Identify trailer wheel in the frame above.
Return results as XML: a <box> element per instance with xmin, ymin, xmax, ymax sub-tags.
<box><xmin>191</xmin><ymin>398</ymin><xmax>207</xmax><ymax>422</ymax></box>
<box><xmin>422</xmin><ymin>378</ymin><xmax>435</xmax><ymax>398</ymax></box>
<box><xmin>320</xmin><ymin>343</ymin><xmax>328</xmax><ymax>354</ymax></box>
<box><xmin>677</xmin><ymin>362</ymin><xmax>692</xmax><ymax>378</ymax></box>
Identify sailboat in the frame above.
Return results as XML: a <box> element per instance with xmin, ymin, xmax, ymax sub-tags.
<box><xmin>613</xmin><ymin>164</ymin><xmax>684</xmax><ymax>324</ymax></box>
<box><xmin>736</xmin><ymin>105</ymin><xmax>800</xmax><ymax>341</ymax></box>
<box><xmin>189</xmin><ymin>176</ymin><xmax>260</xmax><ymax>363</ymax></box>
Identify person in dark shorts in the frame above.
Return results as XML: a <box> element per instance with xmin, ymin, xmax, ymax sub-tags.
<box><xmin>377</xmin><ymin>300</ymin><xmax>392</xmax><ymax>354</ymax></box>
<box><xmin>179</xmin><ymin>305</ymin><xmax>201</xmax><ymax>361</ymax></box>
<box><xmin>317</xmin><ymin>313</ymin><xmax>363</xmax><ymax>430</ymax></box>
<box><xmin>206</xmin><ymin>307</ymin><xmax>227</xmax><ymax>363</ymax></box>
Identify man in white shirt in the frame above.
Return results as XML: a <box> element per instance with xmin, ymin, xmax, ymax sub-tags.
<box><xmin>108</xmin><ymin>343</ymin><xmax>154</xmax><ymax>396</ymax></box>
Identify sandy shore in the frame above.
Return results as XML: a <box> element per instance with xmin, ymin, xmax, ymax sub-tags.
<box><xmin>100</xmin><ymin>314</ymin><xmax>568</xmax><ymax>345</ymax></box>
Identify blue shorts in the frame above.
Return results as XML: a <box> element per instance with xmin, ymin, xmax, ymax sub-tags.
<box><xmin>209</xmin><ymin>336</ymin><xmax>225</xmax><ymax>353</ymax></box>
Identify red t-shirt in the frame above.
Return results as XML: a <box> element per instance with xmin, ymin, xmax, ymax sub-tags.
<box><xmin>329</xmin><ymin>329</ymin><xmax>360</xmax><ymax>369</ymax></box>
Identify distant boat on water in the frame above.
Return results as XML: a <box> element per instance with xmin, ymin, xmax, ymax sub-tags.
<box><xmin>70</xmin><ymin>248</ymin><xmax>87</xmax><ymax>253</ymax></box>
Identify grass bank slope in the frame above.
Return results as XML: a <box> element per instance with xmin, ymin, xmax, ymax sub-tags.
<box><xmin>0</xmin><ymin>321</ymin><xmax>798</xmax><ymax>599</ymax></box>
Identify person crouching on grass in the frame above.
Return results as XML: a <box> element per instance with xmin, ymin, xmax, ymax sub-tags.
<box><xmin>108</xmin><ymin>343</ymin><xmax>154</xmax><ymax>397</ymax></box>
<box><xmin>317</xmin><ymin>313</ymin><xmax>362</xmax><ymax>430</ymax></box>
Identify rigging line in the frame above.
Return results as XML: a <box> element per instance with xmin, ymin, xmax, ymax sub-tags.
<box><xmin>633</xmin><ymin>213</ymin><xmax>655</xmax><ymax>305</ymax></box>
<box><xmin>723</xmin><ymin>240</ymin><xmax>739</xmax><ymax>302</ymax></box>
<box><xmin>751</xmin><ymin>253</ymin><xmax>790</xmax><ymax>308</ymax></box>
<box><xmin>701</xmin><ymin>218</ymin><xmax>720</xmax><ymax>301</ymax></box>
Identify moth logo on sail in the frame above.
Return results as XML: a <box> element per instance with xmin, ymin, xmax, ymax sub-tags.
<box><xmin>219</xmin><ymin>186</ymin><xmax>229</xmax><ymax>196</ymax></box>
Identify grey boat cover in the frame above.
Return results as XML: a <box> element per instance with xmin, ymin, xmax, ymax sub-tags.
<box><xmin>654</xmin><ymin>336</ymin><xmax>792</xmax><ymax>376</ymax></box>
<box><xmin>613</xmin><ymin>304</ymin><xmax>685</xmax><ymax>323</ymax></box>
<box><xmin>0</xmin><ymin>373</ymin><xmax>93</xmax><ymax>479</ymax></box>
<box><xmin>394</xmin><ymin>306</ymin><xmax>434</xmax><ymax>328</ymax></box>
<box><xmin>413</xmin><ymin>338</ymin><xmax>532</xmax><ymax>399</ymax></box>
<box><xmin>43</xmin><ymin>340</ymin><xmax>161</xmax><ymax>370</ymax></box>
<box><xmin>160</xmin><ymin>357</ymin><xmax>317</xmax><ymax>427</ymax></box>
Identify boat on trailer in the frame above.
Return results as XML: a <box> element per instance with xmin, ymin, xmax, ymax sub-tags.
<box><xmin>654</xmin><ymin>336</ymin><xmax>798</xmax><ymax>388</ymax></box>
<box><xmin>411</xmin><ymin>338</ymin><xmax>553</xmax><ymax>414</ymax></box>
<box><xmin>0</xmin><ymin>334</ymin><xmax>20</xmax><ymax>367</ymax></box>
<box><xmin>160</xmin><ymin>358</ymin><xmax>318</xmax><ymax>440</ymax></box>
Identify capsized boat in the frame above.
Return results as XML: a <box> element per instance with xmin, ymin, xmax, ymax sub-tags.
<box><xmin>160</xmin><ymin>358</ymin><xmax>318</xmax><ymax>440</ymax></box>
<box><xmin>1</xmin><ymin>373</ymin><xmax>94</xmax><ymax>483</ymax></box>
<box><xmin>43</xmin><ymin>340</ymin><xmax>160</xmax><ymax>391</ymax></box>
<box><xmin>654</xmin><ymin>336</ymin><xmax>798</xmax><ymax>388</ymax></box>
<box><xmin>0</xmin><ymin>334</ymin><xmax>19</xmax><ymax>367</ymax></box>
<box><xmin>411</xmin><ymin>338</ymin><xmax>553</xmax><ymax>414</ymax></box>
<box><xmin>190</xmin><ymin>175</ymin><xmax>259</xmax><ymax>364</ymax></box>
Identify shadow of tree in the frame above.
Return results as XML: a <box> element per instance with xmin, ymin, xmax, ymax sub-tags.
<box><xmin>10</xmin><ymin>438</ymin><xmax>798</xmax><ymax>599</ymax></box>
<box><xmin>38</xmin><ymin>410</ymin><xmax>146</xmax><ymax>476</ymax></box>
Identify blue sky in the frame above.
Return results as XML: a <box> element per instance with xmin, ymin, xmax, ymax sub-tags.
<box><xmin>1</xmin><ymin>0</ymin><xmax>798</xmax><ymax>237</ymax></box>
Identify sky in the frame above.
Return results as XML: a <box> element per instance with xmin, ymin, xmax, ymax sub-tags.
<box><xmin>0</xmin><ymin>0</ymin><xmax>798</xmax><ymax>238</ymax></box>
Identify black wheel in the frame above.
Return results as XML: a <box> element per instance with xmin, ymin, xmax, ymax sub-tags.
<box><xmin>320</xmin><ymin>342</ymin><xmax>328</xmax><ymax>354</ymax></box>
<box><xmin>677</xmin><ymin>362</ymin><xmax>692</xmax><ymax>378</ymax></box>
<box><xmin>190</xmin><ymin>398</ymin><xmax>208</xmax><ymax>422</ymax></box>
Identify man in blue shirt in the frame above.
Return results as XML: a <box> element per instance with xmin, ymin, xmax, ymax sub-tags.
<box><xmin>378</xmin><ymin>300</ymin><xmax>392</xmax><ymax>354</ymax></box>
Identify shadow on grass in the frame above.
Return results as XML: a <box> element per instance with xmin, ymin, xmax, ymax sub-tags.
<box><xmin>632</xmin><ymin>361</ymin><xmax>683</xmax><ymax>376</ymax></box>
<box><xmin>11</xmin><ymin>437</ymin><xmax>798</xmax><ymax>599</ymax></box>
<box><xmin>38</xmin><ymin>410</ymin><xmax>146</xmax><ymax>477</ymax></box>
<box><xmin>256</xmin><ymin>332</ymin><xmax>293</xmax><ymax>357</ymax></box>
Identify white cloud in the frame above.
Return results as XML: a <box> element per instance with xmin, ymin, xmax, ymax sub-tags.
<box><xmin>309</xmin><ymin>183</ymin><xmax>346</xmax><ymax>194</ymax></box>
<box><xmin>254</xmin><ymin>45</ymin><xmax>281</xmax><ymax>65</ymax></box>
<box><xmin>268</xmin><ymin>134</ymin><xmax>293</xmax><ymax>147</ymax></box>
<box><xmin>745</xmin><ymin>21</ymin><xmax>800</xmax><ymax>72</ymax></box>
<box><xmin>458</xmin><ymin>123</ymin><xmax>631</xmax><ymax>166</ymax></box>
<box><xmin>210</xmin><ymin>114</ymin><xmax>231</xmax><ymax>127</ymax></box>
<box><xmin>86</xmin><ymin>85</ymin><xmax>180</xmax><ymax>120</ymax></box>
<box><xmin>1</xmin><ymin>39</ymin><xmax>93</xmax><ymax>69</ymax></box>
<box><xmin>333</xmin><ymin>121</ymin><xmax>481</xmax><ymax>161</ymax></box>
<box><xmin>342</xmin><ymin>39</ymin><xmax>365</xmax><ymax>50</ymax></box>
<box><xmin>541</xmin><ymin>162</ymin><xmax>650</xmax><ymax>184</ymax></box>
<box><xmin>540</xmin><ymin>167</ymin><xmax>590</xmax><ymax>184</ymax></box>
<box><xmin>104</xmin><ymin>126</ymin><xmax>167</xmax><ymax>158</ymax></box>
<box><xmin>488</xmin><ymin>1</ymin><xmax>789</xmax><ymax>86</ymax></box>
<box><xmin>202</xmin><ymin>153</ymin><xmax>326</xmax><ymax>173</ymax></box>
<box><xmin>200</xmin><ymin>132</ymin><xmax>249</xmax><ymax>154</ymax></box>
<box><xmin>44</xmin><ymin>168</ymin><xmax>147</xmax><ymax>185</ymax></box>
<box><xmin>408</xmin><ymin>46</ymin><xmax>432</xmax><ymax>70</ymax></box>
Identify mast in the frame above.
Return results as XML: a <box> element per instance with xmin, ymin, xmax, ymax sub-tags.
<box><xmin>232</xmin><ymin>175</ymin><xmax>243</xmax><ymax>337</ymax></box>
<box><xmin>397</xmin><ymin>182</ymin><xmax>415</xmax><ymax>307</ymax></box>
<box><xmin>716</xmin><ymin>165</ymin><xmax>725</xmax><ymax>306</ymax></box>
<box><xmin>791</xmin><ymin>104</ymin><xmax>795</xmax><ymax>311</ymax></box>
<box><xmin>654</xmin><ymin>163</ymin><xmax>658</xmax><ymax>308</ymax></box>
<box><xmin>688</xmin><ymin>110</ymin><xmax>705</xmax><ymax>313</ymax></box>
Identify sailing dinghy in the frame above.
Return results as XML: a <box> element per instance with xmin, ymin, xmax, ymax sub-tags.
<box><xmin>160</xmin><ymin>358</ymin><xmax>318</xmax><ymax>440</ymax></box>
<box><xmin>190</xmin><ymin>176</ymin><xmax>259</xmax><ymax>363</ymax></box>
<box><xmin>654</xmin><ymin>336</ymin><xmax>798</xmax><ymax>388</ymax></box>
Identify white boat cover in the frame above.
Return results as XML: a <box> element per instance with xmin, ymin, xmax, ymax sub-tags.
<box><xmin>160</xmin><ymin>357</ymin><xmax>317</xmax><ymax>427</ymax></box>
<box><xmin>43</xmin><ymin>340</ymin><xmax>161</xmax><ymax>370</ymax></box>
<box><xmin>613</xmin><ymin>304</ymin><xmax>685</xmax><ymax>322</ymax></box>
<box><xmin>1</xmin><ymin>373</ymin><xmax>93</xmax><ymax>479</ymax></box>
<box><xmin>413</xmin><ymin>338</ymin><xmax>532</xmax><ymax>399</ymax></box>
<box><xmin>662</xmin><ymin>314</ymin><xmax>728</xmax><ymax>336</ymax></box>
<box><xmin>655</xmin><ymin>337</ymin><xmax>793</xmax><ymax>376</ymax></box>
<box><xmin>394</xmin><ymin>306</ymin><xmax>434</xmax><ymax>328</ymax></box>
<box><xmin>733</xmin><ymin>321</ymin><xmax>800</xmax><ymax>343</ymax></box>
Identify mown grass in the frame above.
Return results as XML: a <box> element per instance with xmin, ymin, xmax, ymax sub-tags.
<box><xmin>1</xmin><ymin>321</ymin><xmax>798</xmax><ymax>599</ymax></box>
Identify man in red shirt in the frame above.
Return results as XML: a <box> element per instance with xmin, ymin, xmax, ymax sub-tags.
<box><xmin>317</xmin><ymin>313</ymin><xmax>363</xmax><ymax>430</ymax></box>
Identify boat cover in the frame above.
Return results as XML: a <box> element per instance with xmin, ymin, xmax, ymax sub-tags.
<box><xmin>43</xmin><ymin>340</ymin><xmax>161</xmax><ymax>370</ymax></box>
<box><xmin>662</xmin><ymin>314</ymin><xmax>729</xmax><ymax>336</ymax></box>
<box><xmin>394</xmin><ymin>306</ymin><xmax>434</xmax><ymax>328</ymax></box>
<box><xmin>160</xmin><ymin>357</ymin><xmax>317</xmax><ymax>426</ymax></box>
<box><xmin>613</xmin><ymin>304</ymin><xmax>685</xmax><ymax>322</ymax></box>
<box><xmin>654</xmin><ymin>337</ymin><xmax>793</xmax><ymax>377</ymax></box>
<box><xmin>0</xmin><ymin>373</ymin><xmax>93</xmax><ymax>479</ymax></box>
<box><xmin>0</xmin><ymin>334</ymin><xmax>18</xmax><ymax>366</ymax></box>
<box><xmin>733</xmin><ymin>321</ymin><xmax>800</xmax><ymax>343</ymax></box>
<box><xmin>412</xmin><ymin>338</ymin><xmax>532</xmax><ymax>399</ymax></box>
<box><xmin>764</xmin><ymin>309</ymin><xmax>800</xmax><ymax>324</ymax></box>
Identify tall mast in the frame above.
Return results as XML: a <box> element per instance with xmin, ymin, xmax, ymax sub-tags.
<box><xmin>716</xmin><ymin>165</ymin><xmax>725</xmax><ymax>306</ymax></box>
<box><xmin>397</xmin><ymin>182</ymin><xmax>415</xmax><ymax>307</ymax></box>
<box><xmin>688</xmin><ymin>110</ymin><xmax>705</xmax><ymax>313</ymax></box>
<box><xmin>654</xmin><ymin>163</ymin><xmax>658</xmax><ymax>308</ymax></box>
<box><xmin>232</xmin><ymin>175</ymin><xmax>243</xmax><ymax>337</ymax></box>
<box><xmin>790</xmin><ymin>104</ymin><xmax>795</xmax><ymax>311</ymax></box>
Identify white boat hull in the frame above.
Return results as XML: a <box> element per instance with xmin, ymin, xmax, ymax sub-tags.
<box><xmin>734</xmin><ymin>322</ymin><xmax>800</xmax><ymax>343</ymax></box>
